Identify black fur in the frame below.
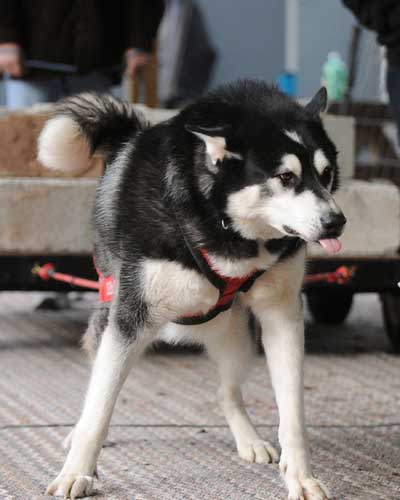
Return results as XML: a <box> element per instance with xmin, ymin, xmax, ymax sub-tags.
<box><xmin>42</xmin><ymin>80</ymin><xmax>343</xmax><ymax>499</ymax></box>
<box><xmin>56</xmin><ymin>93</ymin><xmax>145</xmax><ymax>160</ymax></box>
<box><xmin>59</xmin><ymin>80</ymin><xmax>340</xmax><ymax>340</ymax></box>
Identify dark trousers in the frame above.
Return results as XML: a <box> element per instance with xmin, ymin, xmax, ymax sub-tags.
<box><xmin>387</xmin><ymin>65</ymin><xmax>400</xmax><ymax>145</ymax></box>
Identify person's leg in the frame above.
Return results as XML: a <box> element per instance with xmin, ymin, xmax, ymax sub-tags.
<box><xmin>3</xmin><ymin>75</ymin><xmax>61</xmax><ymax>109</ymax></box>
<box><xmin>386</xmin><ymin>65</ymin><xmax>400</xmax><ymax>146</ymax></box>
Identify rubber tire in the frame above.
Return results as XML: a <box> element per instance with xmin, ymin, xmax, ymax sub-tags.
<box><xmin>306</xmin><ymin>290</ymin><xmax>353</xmax><ymax>325</ymax></box>
<box><xmin>381</xmin><ymin>293</ymin><xmax>400</xmax><ymax>354</ymax></box>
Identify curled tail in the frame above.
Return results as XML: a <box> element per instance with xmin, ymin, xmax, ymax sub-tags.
<box><xmin>38</xmin><ymin>92</ymin><xmax>145</xmax><ymax>173</ymax></box>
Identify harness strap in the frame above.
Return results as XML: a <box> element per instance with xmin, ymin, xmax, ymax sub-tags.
<box><xmin>96</xmin><ymin>221</ymin><xmax>264</xmax><ymax>324</ymax></box>
<box><xmin>98</xmin><ymin>274</ymin><xmax>115</xmax><ymax>302</ymax></box>
<box><xmin>173</xmin><ymin>233</ymin><xmax>264</xmax><ymax>324</ymax></box>
<box><xmin>94</xmin><ymin>258</ymin><xmax>115</xmax><ymax>303</ymax></box>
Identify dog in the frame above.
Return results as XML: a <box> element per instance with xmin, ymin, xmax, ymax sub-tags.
<box><xmin>38</xmin><ymin>80</ymin><xmax>346</xmax><ymax>500</ymax></box>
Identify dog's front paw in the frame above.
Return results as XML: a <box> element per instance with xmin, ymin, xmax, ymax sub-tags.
<box><xmin>46</xmin><ymin>473</ymin><xmax>94</xmax><ymax>499</ymax></box>
<box><xmin>285</xmin><ymin>475</ymin><xmax>329</xmax><ymax>500</ymax></box>
<box><xmin>237</xmin><ymin>439</ymin><xmax>279</xmax><ymax>464</ymax></box>
<box><xmin>280</xmin><ymin>462</ymin><xmax>330</xmax><ymax>500</ymax></box>
<box><xmin>279</xmin><ymin>446</ymin><xmax>331</xmax><ymax>500</ymax></box>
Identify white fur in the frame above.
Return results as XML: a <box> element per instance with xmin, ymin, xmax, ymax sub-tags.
<box><xmin>191</xmin><ymin>132</ymin><xmax>243</xmax><ymax>165</ymax></box>
<box><xmin>141</xmin><ymin>259</ymin><xmax>219</xmax><ymax>321</ymax></box>
<box><xmin>227</xmin><ymin>185</ymin><xmax>284</xmax><ymax>240</ymax></box>
<box><xmin>46</xmin><ymin>322</ymin><xmax>151</xmax><ymax>498</ymax></box>
<box><xmin>205</xmin><ymin>242</ymin><xmax>277</xmax><ymax>277</ymax></box>
<box><xmin>226</xmin><ymin>180</ymin><xmax>339</xmax><ymax>242</ymax></box>
<box><xmin>314</xmin><ymin>149</ymin><xmax>335</xmax><ymax>193</ymax></box>
<box><xmin>48</xmin><ymin>248</ymin><xmax>330</xmax><ymax>500</ymax></box>
<box><xmin>201</xmin><ymin>302</ymin><xmax>279</xmax><ymax>464</ymax></box>
<box><xmin>44</xmin><ymin>96</ymin><xmax>333</xmax><ymax>500</ymax></box>
<box><xmin>198</xmin><ymin>171</ymin><xmax>215</xmax><ymax>197</ymax></box>
<box><xmin>313</xmin><ymin>149</ymin><xmax>329</xmax><ymax>174</ymax></box>
<box><xmin>164</xmin><ymin>162</ymin><xmax>176</xmax><ymax>187</ymax></box>
<box><xmin>242</xmin><ymin>248</ymin><xmax>330</xmax><ymax>499</ymax></box>
<box><xmin>161</xmin><ymin>249</ymin><xmax>329</xmax><ymax>497</ymax></box>
<box><xmin>159</xmin><ymin>303</ymin><xmax>277</xmax><ymax>464</ymax></box>
<box><xmin>278</xmin><ymin>154</ymin><xmax>302</xmax><ymax>177</ymax></box>
<box><xmin>285</xmin><ymin>130</ymin><xmax>303</xmax><ymax>144</ymax></box>
<box><xmin>38</xmin><ymin>116</ymin><xmax>91</xmax><ymax>173</ymax></box>
<box><xmin>96</xmin><ymin>143</ymin><xmax>133</xmax><ymax>220</ymax></box>
<box><xmin>226</xmin><ymin>184</ymin><xmax>317</xmax><ymax>241</ymax></box>
<box><xmin>164</xmin><ymin>160</ymin><xmax>188</xmax><ymax>201</ymax></box>
<box><xmin>262</xmin><ymin>189</ymin><xmax>324</xmax><ymax>240</ymax></box>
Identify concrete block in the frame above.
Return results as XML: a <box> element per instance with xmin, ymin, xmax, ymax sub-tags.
<box><xmin>0</xmin><ymin>178</ymin><xmax>96</xmax><ymax>255</ymax></box>
<box><xmin>2</xmin><ymin>178</ymin><xmax>399</xmax><ymax>258</ymax></box>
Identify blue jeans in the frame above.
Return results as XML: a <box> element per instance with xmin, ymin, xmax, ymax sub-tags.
<box><xmin>2</xmin><ymin>72</ymin><xmax>114</xmax><ymax>109</ymax></box>
<box><xmin>387</xmin><ymin>66</ymin><xmax>400</xmax><ymax>145</ymax></box>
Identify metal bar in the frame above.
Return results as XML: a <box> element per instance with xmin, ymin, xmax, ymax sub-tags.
<box><xmin>0</xmin><ymin>256</ymin><xmax>399</xmax><ymax>293</ymax></box>
<box><xmin>0</xmin><ymin>255</ymin><xmax>96</xmax><ymax>292</ymax></box>
<box><xmin>306</xmin><ymin>258</ymin><xmax>400</xmax><ymax>293</ymax></box>
<box><xmin>285</xmin><ymin>0</ymin><xmax>299</xmax><ymax>73</ymax></box>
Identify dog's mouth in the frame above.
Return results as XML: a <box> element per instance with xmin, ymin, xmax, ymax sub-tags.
<box><xmin>317</xmin><ymin>238</ymin><xmax>342</xmax><ymax>254</ymax></box>
<box><xmin>282</xmin><ymin>225</ymin><xmax>342</xmax><ymax>255</ymax></box>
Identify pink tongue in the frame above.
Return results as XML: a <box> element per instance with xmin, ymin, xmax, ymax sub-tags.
<box><xmin>318</xmin><ymin>238</ymin><xmax>342</xmax><ymax>254</ymax></box>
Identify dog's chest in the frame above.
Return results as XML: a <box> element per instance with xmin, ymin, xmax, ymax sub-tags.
<box><xmin>141</xmin><ymin>259</ymin><xmax>219</xmax><ymax>320</ymax></box>
<box><xmin>204</xmin><ymin>243</ymin><xmax>278</xmax><ymax>278</ymax></box>
<box><xmin>140</xmin><ymin>244</ymin><xmax>278</xmax><ymax>322</ymax></box>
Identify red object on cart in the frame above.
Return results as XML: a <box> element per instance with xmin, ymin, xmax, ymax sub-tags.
<box><xmin>303</xmin><ymin>265</ymin><xmax>355</xmax><ymax>285</ymax></box>
<box><xmin>32</xmin><ymin>263</ymin><xmax>100</xmax><ymax>290</ymax></box>
<box><xmin>32</xmin><ymin>262</ymin><xmax>356</xmax><ymax>299</ymax></box>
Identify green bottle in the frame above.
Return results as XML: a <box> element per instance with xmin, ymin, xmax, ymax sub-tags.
<box><xmin>322</xmin><ymin>52</ymin><xmax>348</xmax><ymax>102</ymax></box>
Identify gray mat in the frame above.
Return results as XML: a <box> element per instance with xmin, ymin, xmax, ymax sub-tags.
<box><xmin>0</xmin><ymin>293</ymin><xmax>399</xmax><ymax>499</ymax></box>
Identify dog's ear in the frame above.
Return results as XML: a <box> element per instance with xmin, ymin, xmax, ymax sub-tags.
<box><xmin>185</xmin><ymin>124</ymin><xmax>242</xmax><ymax>165</ymax></box>
<box><xmin>305</xmin><ymin>87</ymin><xmax>328</xmax><ymax>118</ymax></box>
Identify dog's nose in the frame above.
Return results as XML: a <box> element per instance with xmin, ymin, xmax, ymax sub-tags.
<box><xmin>320</xmin><ymin>212</ymin><xmax>347</xmax><ymax>233</ymax></box>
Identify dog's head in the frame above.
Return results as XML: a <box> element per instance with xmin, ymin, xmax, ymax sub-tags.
<box><xmin>184</xmin><ymin>82</ymin><xmax>346</xmax><ymax>254</ymax></box>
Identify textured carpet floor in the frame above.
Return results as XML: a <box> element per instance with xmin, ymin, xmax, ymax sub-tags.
<box><xmin>0</xmin><ymin>293</ymin><xmax>399</xmax><ymax>499</ymax></box>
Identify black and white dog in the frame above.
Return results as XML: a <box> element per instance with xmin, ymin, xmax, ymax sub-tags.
<box><xmin>38</xmin><ymin>80</ymin><xmax>346</xmax><ymax>500</ymax></box>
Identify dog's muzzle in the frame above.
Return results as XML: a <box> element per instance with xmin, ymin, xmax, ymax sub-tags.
<box><xmin>320</xmin><ymin>211</ymin><xmax>347</xmax><ymax>239</ymax></box>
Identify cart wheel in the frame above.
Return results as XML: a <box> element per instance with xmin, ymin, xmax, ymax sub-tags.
<box><xmin>306</xmin><ymin>290</ymin><xmax>353</xmax><ymax>324</ymax></box>
<box><xmin>380</xmin><ymin>293</ymin><xmax>400</xmax><ymax>353</ymax></box>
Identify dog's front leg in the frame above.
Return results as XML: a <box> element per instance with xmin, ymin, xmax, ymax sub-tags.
<box><xmin>203</xmin><ymin>302</ymin><xmax>279</xmax><ymax>464</ymax></box>
<box><xmin>46</xmin><ymin>321</ymin><xmax>148</xmax><ymax>499</ymax></box>
<box><xmin>256</xmin><ymin>298</ymin><xmax>330</xmax><ymax>500</ymax></box>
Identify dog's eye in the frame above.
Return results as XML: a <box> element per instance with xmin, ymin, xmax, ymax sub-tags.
<box><xmin>321</xmin><ymin>166</ymin><xmax>333</xmax><ymax>186</ymax></box>
<box><xmin>276</xmin><ymin>172</ymin><xmax>295</xmax><ymax>186</ymax></box>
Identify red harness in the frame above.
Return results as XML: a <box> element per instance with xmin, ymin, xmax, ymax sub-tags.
<box><xmin>96</xmin><ymin>248</ymin><xmax>264</xmax><ymax>325</ymax></box>
<box><xmin>98</xmin><ymin>273</ymin><xmax>116</xmax><ymax>303</ymax></box>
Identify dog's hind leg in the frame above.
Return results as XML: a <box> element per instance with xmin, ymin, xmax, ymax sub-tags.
<box><xmin>46</xmin><ymin>282</ymin><xmax>153</xmax><ymax>499</ymax></box>
<box><xmin>62</xmin><ymin>307</ymin><xmax>111</xmax><ymax>453</ymax></box>
<box><xmin>204</xmin><ymin>302</ymin><xmax>279</xmax><ymax>464</ymax></box>
<box><xmin>82</xmin><ymin>306</ymin><xmax>110</xmax><ymax>362</ymax></box>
